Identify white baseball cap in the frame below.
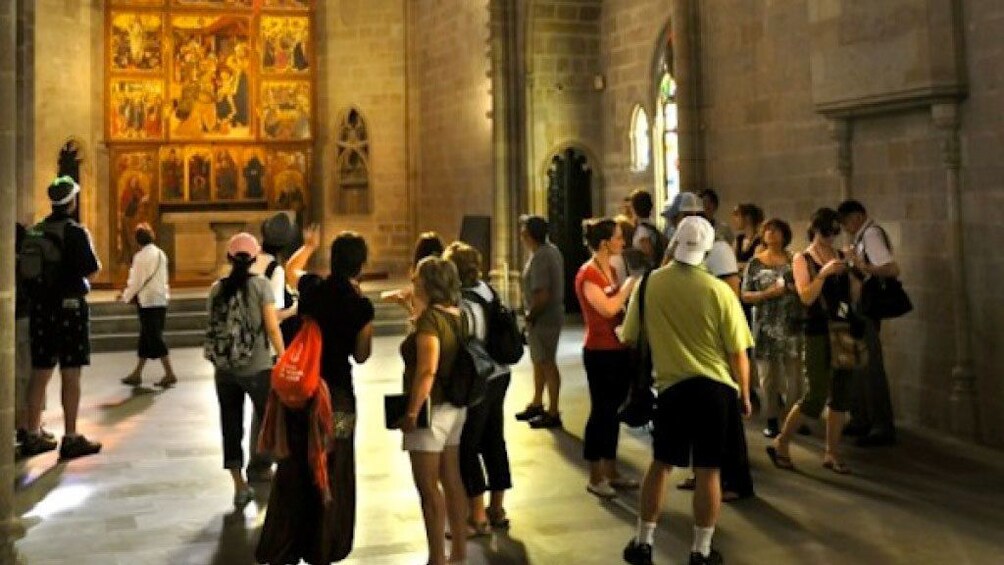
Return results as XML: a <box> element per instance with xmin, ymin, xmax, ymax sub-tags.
<box><xmin>671</xmin><ymin>216</ymin><xmax>715</xmax><ymax>266</ymax></box>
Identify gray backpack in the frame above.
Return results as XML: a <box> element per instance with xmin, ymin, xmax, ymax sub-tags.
<box><xmin>204</xmin><ymin>284</ymin><xmax>261</xmax><ymax>369</ymax></box>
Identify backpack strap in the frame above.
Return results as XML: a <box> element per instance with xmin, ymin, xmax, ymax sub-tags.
<box><xmin>264</xmin><ymin>259</ymin><xmax>279</xmax><ymax>280</ymax></box>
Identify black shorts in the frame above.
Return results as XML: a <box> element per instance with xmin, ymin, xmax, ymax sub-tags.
<box><xmin>652</xmin><ymin>377</ymin><xmax>742</xmax><ymax>469</ymax></box>
<box><xmin>30</xmin><ymin>297</ymin><xmax>91</xmax><ymax>369</ymax></box>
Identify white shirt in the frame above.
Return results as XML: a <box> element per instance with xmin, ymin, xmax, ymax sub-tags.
<box><xmin>251</xmin><ymin>253</ymin><xmax>286</xmax><ymax>310</ymax></box>
<box><xmin>122</xmin><ymin>244</ymin><xmax>169</xmax><ymax>308</ymax></box>
<box><xmin>705</xmin><ymin>240</ymin><xmax>739</xmax><ymax>278</ymax></box>
<box><xmin>854</xmin><ymin>219</ymin><xmax>894</xmax><ymax>268</ymax></box>
<box><xmin>460</xmin><ymin>281</ymin><xmax>509</xmax><ymax>376</ymax></box>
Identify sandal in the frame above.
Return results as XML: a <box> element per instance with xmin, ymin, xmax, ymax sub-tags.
<box><xmin>486</xmin><ymin>506</ymin><xmax>510</xmax><ymax>529</ymax></box>
<box><xmin>154</xmin><ymin>375</ymin><xmax>178</xmax><ymax>388</ymax></box>
<box><xmin>822</xmin><ymin>458</ymin><xmax>851</xmax><ymax>475</ymax></box>
<box><xmin>121</xmin><ymin>374</ymin><xmax>141</xmax><ymax>387</ymax></box>
<box><xmin>445</xmin><ymin>518</ymin><xmax>491</xmax><ymax>539</ymax></box>
<box><xmin>766</xmin><ymin>445</ymin><xmax>796</xmax><ymax>470</ymax></box>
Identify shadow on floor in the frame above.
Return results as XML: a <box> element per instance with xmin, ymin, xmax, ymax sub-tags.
<box><xmin>97</xmin><ymin>385</ymin><xmax>163</xmax><ymax>426</ymax></box>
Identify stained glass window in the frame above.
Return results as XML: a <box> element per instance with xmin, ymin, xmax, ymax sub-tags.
<box><xmin>654</xmin><ymin>72</ymin><xmax>680</xmax><ymax>205</ymax></box>
<box><xmin>630</xmin><ymin>106</ymin><xmax>651</xmax><ymax>172</ymax></box>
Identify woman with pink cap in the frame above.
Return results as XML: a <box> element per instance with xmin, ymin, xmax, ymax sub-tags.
<box><xmin>204</xmin><ymin>232</ymin><xmax>286</xmax><ymax>508</ymax></box>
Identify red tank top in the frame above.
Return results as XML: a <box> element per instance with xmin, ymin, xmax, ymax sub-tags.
<box><xmin>575</xmin><ymin>261</ymin><xmax>627</xmax><ymax>350</ymax></box>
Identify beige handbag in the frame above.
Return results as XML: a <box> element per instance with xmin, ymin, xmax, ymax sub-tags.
<box><xmin>826</xmin><ymin>320</ymin><xmax>868</xmax><ymax>370</ymax></box>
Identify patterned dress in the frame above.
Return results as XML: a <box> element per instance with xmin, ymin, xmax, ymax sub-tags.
<box><xmin>742</xmin><ymin>257</ymin><xmax>803</xmax><ymax>360</ymax></box>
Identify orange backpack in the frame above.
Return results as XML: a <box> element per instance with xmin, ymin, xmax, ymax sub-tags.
<box><xmin>271</xmin><ymin>318</ymin><xmax>323</xmax><ymax>408</ymax></box>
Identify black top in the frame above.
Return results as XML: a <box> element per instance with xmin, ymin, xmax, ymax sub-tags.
<box><xmin>803</xmin><ymin>253</ymin><xmax>852</xmax><ymax>336</ymax></box>
<box><xmin>297</xmin><ymin>273</ymin><xmax>375</xmax><ymax>396</ymax></box>
<box><xmin>735</xmin><ymin>234</ymin><xmax>762</xmax><ymax>263</ymax></box>
<box><xmin>15</xmin><ymin>224</ymin><xmax>27</xmax><ymax>319</ymax></box>
<box><xmin>43</xmin><ymin>211</ymin><xmax>101</xmax><ymax>300</ymax></box>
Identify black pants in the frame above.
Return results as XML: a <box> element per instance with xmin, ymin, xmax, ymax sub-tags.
<box><xmin>582</xmin><ymin>348</ymin><xmax>631</xmax><ymax>462</ymax></box>
<box><xmin>137</xmin><ymin>306</ymin><xmax>168</xmax><ymax>359</ymax></box>
<box><xmin>460</xmin><ymin>373</ymin><xmax>513</xmax><ymax>497</ymax></box>
<box><xmin>215</xmin><ymin>369</ymin><xmax>270</xmax><ymax>470</ymax></box>
<box><xmin>849</xmin><ymin>316</ymin><xmax>896</xmax><ymax>434</ymax></box>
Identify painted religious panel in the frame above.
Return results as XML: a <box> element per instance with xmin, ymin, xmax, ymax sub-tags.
<box><xmin>266</xmin><ymin>147</ymin><xmax>309</xmax><ymax>223</ymax></box>
<box><xmin>168</xmin><ymin>14</ymin><xmax>252</xmax><ymax>140</ymax></box>
<box><xmin>263</xmin><ymin>0</ymin><xmax>312</xmax><ymax>9</ymax></box>
<box><xmin>110</xmin><ymin>12</ymin><xmax>164</xmax><ymax>73</ymax></box>
<box><xmin>159</xmin><ymin>146</ymin><xmax>185</xmax><ymax>202</ymax></box>
<box><xmin>260</xmin><ymin>81</ymin><xmax>311</xmax><ymax>141</ymax></box>
<box><xmin>112</xmin><ymin>149</ymin><xmax>158</xmax><ymax>266</ymax></box>
<box><xmin>110</xmin><ymin>0</ymin><xmax>164</xmax><ymax>6</ymax></box>
<box><xmin>212</xmin><ymin>147</ymin><xmax>242</xmax><ymax>200</ymax></box>
<box><xmin>109</xmin><ymin>79</ymin><xmax>165</xmax><ymax>141</ymax></box>
<box><xmin>184</xmin><ymin>146</ymin><xmax>214</xmax><ymax>202</ymax></box>
<box><xmin>172</xmin><ymin>0</ymin><xmax>253</xmax><ymax>8</ymax></box>
<box><xmin>241</xmin><ymin>147</ymin><xmax>268</xmax><ymax>200</ymax></box>
<box><xmin>260</xmin><ymin>16</ymin><xmax>310</xmax><ymax>74</ymax></box>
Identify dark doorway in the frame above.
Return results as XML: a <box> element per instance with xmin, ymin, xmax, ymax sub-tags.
<box><xmin>546</xmin><ymin>147</ymin><xmax>592</xmax><ymax>313</ymax></box>
<box><xmin>57</xmin><ymin>140</ymin><xmax>83</xmax><ymax>223</ymax></box>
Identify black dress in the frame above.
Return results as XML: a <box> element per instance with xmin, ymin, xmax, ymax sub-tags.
<box><xmin>256</xmin><ymin>274</ymin><xmax>374</xmax><ymax>565</ymax></box>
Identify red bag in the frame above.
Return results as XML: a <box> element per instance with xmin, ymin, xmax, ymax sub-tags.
<box><xmin>271</xmin><ymin>318</ymin><xmax>323</xmax><ymax>409</ymax></box>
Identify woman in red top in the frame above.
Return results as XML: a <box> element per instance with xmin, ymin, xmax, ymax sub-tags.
<box><xmin>575</xmin><ymin>218</ymin><xmax>639</xmax><ymax>499</ymax></box>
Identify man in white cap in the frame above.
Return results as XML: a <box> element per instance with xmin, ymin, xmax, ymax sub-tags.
<box><xmin>620</xmin><ymin>216</ymin><xmax>752</xmax><ymax>565</ymax></box>
<box><xmin>20</xmin><ymin>176</ymin><xmax>103</xmax><ymax>460</ymax></box>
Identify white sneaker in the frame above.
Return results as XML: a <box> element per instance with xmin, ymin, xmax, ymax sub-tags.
<box><xmin>587</xmin><ymin>480</ymin><xmax>617</xmax><ymax>499</ymax></box>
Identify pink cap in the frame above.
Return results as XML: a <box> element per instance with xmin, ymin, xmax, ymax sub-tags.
<box><xmin>227</xmin><ymin>232</ymin><xmax>260</xmax><ymax>258</ymax></box>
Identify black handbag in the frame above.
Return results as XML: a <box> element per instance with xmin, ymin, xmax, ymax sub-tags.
<box><xmin>860</xmin><ymin>276</ymin><xmax>912</xmax><ymax>320</ymax></box>
<box><xmin>618</xmin><ymin>272</ymin><xmax>657</xmax><ymax>428</ymax></box>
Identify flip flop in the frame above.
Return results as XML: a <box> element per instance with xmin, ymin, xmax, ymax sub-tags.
<box><xmin>154</xmin><ymin>376</ymin><xmax>178</xmax><ymax>388</ymax></box>
<box><xmin>823</xmin><ymin>459</ymin><xmax>851</xmax><ymax>475</ymax></box>
<box><xmin>766</xmin><ymin>445</ymin><xmax>796</xmax><ymax>470</ymax></box>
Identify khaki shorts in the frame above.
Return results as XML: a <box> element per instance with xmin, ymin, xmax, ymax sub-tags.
<box><xmin>403</xmin><ymin>403</ymin><xmax>467</xmax><ymax>453</ymax></box>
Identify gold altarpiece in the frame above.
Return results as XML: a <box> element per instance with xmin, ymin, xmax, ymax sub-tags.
<box><xmin>105</xmin><ymin>0</ymin><xmax>314</xmax><ymax>283</ymax></box>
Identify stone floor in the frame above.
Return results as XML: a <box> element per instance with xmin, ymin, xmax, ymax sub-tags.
<box><xmin>13</xmin><ymin>327</ymin><xmax>1004</xmax><ymax>564</ymax></box>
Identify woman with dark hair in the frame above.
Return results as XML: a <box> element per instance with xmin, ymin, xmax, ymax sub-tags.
<box><xmin>732</xmin><ymin>203</ymin><xmax>765</xmax><ymax>272</ymax></box>
<box><xmin>575</xmin><ymin>218</ymin><xmax>639</xmax><ymax>499</ymax></box>
<box><xmin>741</xmin><ymin>218</ymin><xmax>803</xmax><ymax>438</ymax></box>
<box><xmin>257</xmin><ymin>225</ymin><xmax>375</xmax><ymax>564</ymax></box>
<box><xmin>398</xmin><ymin>256</ymin><xmax>469</xmax><ymax>565</ymax></box>
<box><xmin>120</xmin><ymin>223</ymin><xmax>176</xmax><ymax>388</ymax></box>
<box><xmin>205</xmin><ymin>232</ymin><xmax>286</xmax><ymax>508</ymax></box>
<box><xmin>768</xmin><ymin>208</ymin><xmax>857</xmax><ymax>474</ymax></box>
<box><xmin>444</xmin><ymin>241</ymin><xmax>514</xmax><ymax>534</ymax></box>
<box><xmin>382</xmin><ymin>231</ymin><xmax>445</xmax><ymax>318</ymax></box>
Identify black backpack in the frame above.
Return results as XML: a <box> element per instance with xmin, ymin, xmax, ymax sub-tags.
<box><xmin>461</xmin><ymin>285</ymin><xmax>524</xmax><ymax>365</ymax></box>
<box><xmin>264</xmin><ymin>259</ymin><xmax>303</xmax><ymax>346</ymax></box>
<box><xmin>440</xmin><ymin>309</ymin><xmax>495</xmax><ymax>408</ymax></box>
<box><xmin>638</xmin><ymin>221</ymin><xmax>669</xmax><ymax>269</ymax></box>
<box><xmin>17</xmin><ymin>218</ymin><xmax>71</xmax><ymax>296</ymax></box>
<box><xmin>204</xmin><ymin>284</ymin><xmax>262</xmax><ymax>369</ymax></box>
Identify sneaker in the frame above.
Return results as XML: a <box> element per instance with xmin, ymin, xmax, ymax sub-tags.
<box><xmin>233</xmin><ymin>486</ymin><xmax>256</xmax><ymax>509</ymax></box>
<box><xmin>610</xmin><ymin>476</ymin><xmax>640</xmax><ymax>489</ymax></box>
<box><xmin>586</xmin><ymin>480</ymin><xmax>617</xmax><ymax>499</ymax></box>
<box><xmin>623</xmin><ymin>539</ymin><xmax>654</xmax><ymax>565</ymax></box>
<box><xmin>528</xmin><ymin>412</ymin><xmax>562</xmax><ymax>429</ymax></box>
<box><xmin>515</xmin><ymin>404</ymin><xmax>545</xmax><ymax>422</ymax></box>
<box><xmin>17</xmin><ymin>428</ymin><xmax>55</xmax><ymax>444</ymax></box>
<box><xmin>689</xmin><ymin>549</ymin><xmax>723</xmax><ymax>565</ymax></box>
<box><xmin>19</xmin><ymin>433</ymin><xmax>57</xmax><ymax>457</ymax></box>
<box><xmin>58</xmin><ymin>435</ymin><xmax>102</xmax><ymax>461</ymax></box>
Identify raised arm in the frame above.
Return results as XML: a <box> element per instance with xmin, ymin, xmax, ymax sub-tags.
<box><xmin>285</xmin><ymin>224</ymin><xmax>320</xmax><ymax>288</ymax></box>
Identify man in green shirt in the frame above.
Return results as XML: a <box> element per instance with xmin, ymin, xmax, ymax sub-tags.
<box><xmin>621</xmin><ymin>216</ymin><xmax>753</xmax><ymax>565</ymax></box>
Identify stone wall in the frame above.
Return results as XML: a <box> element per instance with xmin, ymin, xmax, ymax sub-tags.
<box><xmin>317</xmin><ymin>0</ymin><xmax>410</xmax><ymax>274</ymax></box>
<box><xmin>526</xmin><ymin>0</ymin><xmax>603</xmax><ymax>214</ymax></box>
<box><xmin>599</xmin><ymin>0</ymin><xmax>671</xmax><ymax>214</ymax></box>
<box><xmin>407</xmin><ymin>0</ymin><xmax>495</xmax><ymax>249</ymax></box>
<box><xmin>959</xmin><ymin>0</ymin><xmax>1004</xmax><ymax>442</ymax></box>
<box><xmin>33</xmin><ymin>0</ymin><xmax>108</xmax><ymax>281</ymax></box>
<box><xmin>596</xmin><ymin>0</ymin><xmax>1003</xmax><ymax>444</ymax></box>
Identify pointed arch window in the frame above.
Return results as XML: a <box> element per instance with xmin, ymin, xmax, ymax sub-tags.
<box><xmin>630</xmin><ymin>106</ymin><xmax>651</xmax><ymax>173</ymax></box>
<box><xmin>335</xmin><ymin>108</ymin><xmax>370</xmax><ymax>215</ymax></box>
<box><xmin>654</xmin><ymin>72</ymin><xmax>680</xmax><ymax>206</ymax></box>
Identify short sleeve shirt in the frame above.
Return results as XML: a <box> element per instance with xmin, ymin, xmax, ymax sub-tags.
<box><xmin>522</xmin><ymin>242</ymin><xmax>565</xmax><ymax>326</ymax></box>
<box><xmin>401</xmin><ymin>307</ymin><xmax>462</xmax><ymax>405</ymax></box>
<box><xmin>207</xmin><ymin>275</ymin><xmax>275</xmax><ymax>376</ymax></box>
<box><xmin>705</xmin><ymin>240</ymin><xmax>739</xmax><ymax>278</ymax></box>
<box><xmin>42</xmin><ymin>212</ymin><xmax>101</xmax><ymax>299</ymax></box>
<box><xmin>298</xmin><ymin>274</ymin><xmax>375</xmax><ymax>395</ymax></box>
<box><xmin>854</xmin><ymin>220</ymin><xmax>894</xmax><ymax>268</ymax></box>
<box><xmin>575</xmin><ymin>262</ymin><xmax>626</xmax><ymax>350</ymax></box>
<box><xmin>621</xmin><ymin>261</ymin><xmax>753</xmax><ymax>394</ymax></box>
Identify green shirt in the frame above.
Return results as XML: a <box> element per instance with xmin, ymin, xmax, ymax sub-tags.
<box><xmin>401</xmin><ymin>306</ymin><xmax>462</xmax><ymax>405</ymax></box>
<box><xmin>621</xmin><ymin>261</ymin><xmax>753</xmax><ymax>394</ymax></box>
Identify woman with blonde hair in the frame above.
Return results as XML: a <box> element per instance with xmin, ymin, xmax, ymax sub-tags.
<box><xmin>399</xmin><ymin>256</ymin><xmax>469</xmax><ymax>565</ymax></box>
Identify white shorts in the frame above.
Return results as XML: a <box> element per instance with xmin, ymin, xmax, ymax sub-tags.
<box><xmin>403</xmin><ymin>403</ymin><xmax>467</xmax><ymax>453</ymax></box>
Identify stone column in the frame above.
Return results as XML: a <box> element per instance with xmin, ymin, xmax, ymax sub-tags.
<box><xmin>932</xmin><ymin>102</ymin><xmax>980</xmax><ymax>440</ymax></box>
<box><xmin>15</xmin><ymin>0</ymin><xmax>33</xmax><ymax>225</ymax></box>
<box><xmin>1</xmin><ymin>1</ymin><xmax>25</xmax><ymax>562</ymax></box>
<box><xmin>671</xmin><ymin>0</ymin><xmax>703</xmax><ymax>192</ymax></box>
<box><xmin>829</xmin><ymin>118</ymin><xmax>853</xmax><ymax>200</ymax></box>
